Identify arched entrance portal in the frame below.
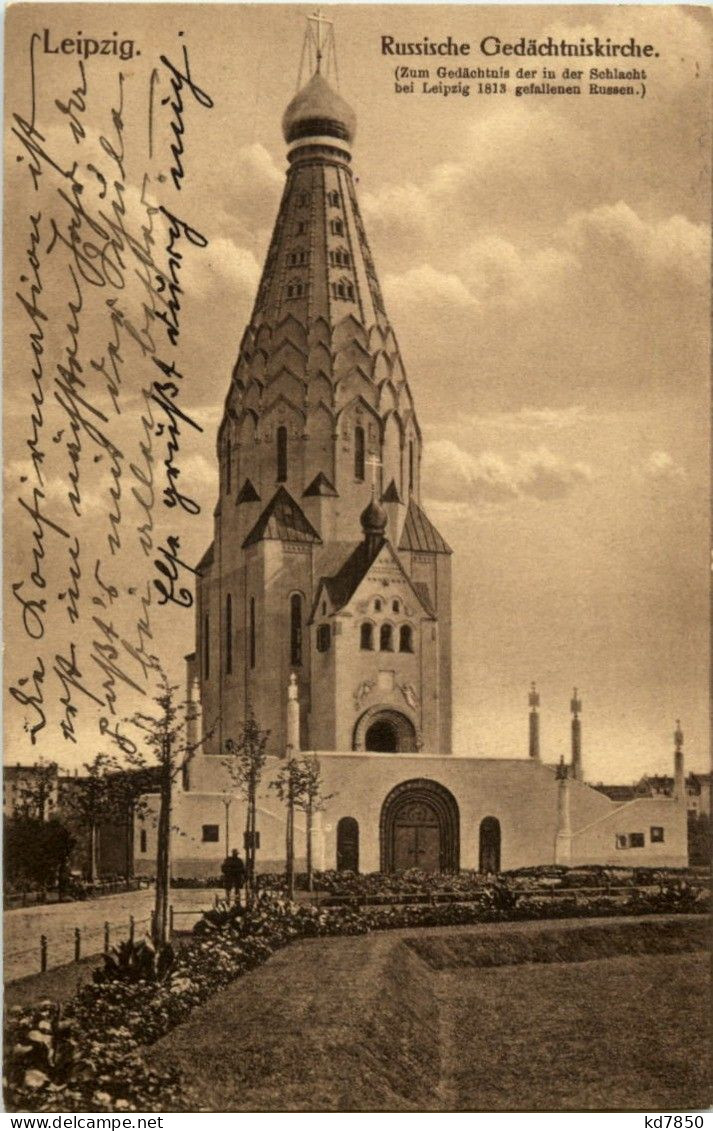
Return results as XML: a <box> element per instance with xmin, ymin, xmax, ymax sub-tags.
<box><xmin>479</xmin><ymin>817</ymin><xmax>501</xmax><ymax>874</ymax></box>
<box><xmin>354</xmin><ymin>707</ymin><xmax>417</xmax><ymax>753</ymax></box>
<box><xmin>380</xmin><ymin>779</ymin><xmax>459</xmax><ymax>873</ymax></box>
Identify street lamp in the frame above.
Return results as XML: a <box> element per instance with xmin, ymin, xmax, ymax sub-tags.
<box><xmin>222</xmin><ymin>795</ymin><xmax>233</xmax><ymax>857</ymax></box>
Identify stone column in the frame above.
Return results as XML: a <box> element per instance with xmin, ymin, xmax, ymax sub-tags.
<box><xmin>554</xmin><ymin>758</ymin><xmax>572</xmax><ymax>865</ymax></box>
<box><xmin>571</xmin><ymin>688</ymin><xmax>583</xmax><ymax>782</ymax></box>
<box><xmin>287</xmin><ymin>672</ymin><xmax>301</xmax><ymax>753</ymax></box>
<box><xmin>529</xmin><ymin>682</ymin><xmax>540</xmax><ymax>760</ymax></box>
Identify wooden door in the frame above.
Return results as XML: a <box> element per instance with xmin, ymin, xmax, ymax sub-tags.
<box><xmin>393</xmin><ymin>801</ymin><xmax>442</xmax><ymax>872</ymax></box>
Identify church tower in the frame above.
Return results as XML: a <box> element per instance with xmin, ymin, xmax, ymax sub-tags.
<box><xmin>189</xmin><ymin>17</ymin><xmax>452</xmax><ymax>777</ymax></box>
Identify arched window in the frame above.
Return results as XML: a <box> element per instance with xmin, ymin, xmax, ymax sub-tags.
<box><xmin>140</xmin><ymin>829</ymin><xmax>147</xmax><ymax>854</ymax></box>
<box><xmin>374</xmin><ymin>598</ymin><xmax>383</xmax><ymax>612</ymax></box>
<box><xmin>336</xmin><ymin>817</ymin><xmax>359</xmax><ymax>872</ymax></box>
<box><xmin>249</xmin><ymin>598</ymin><xmax>256</xmax><ymax>669</ymax></box>
<box><xmin>290</xmin><ymin>593</ymin><xmax>303</xmax><ymax>667</ymax></box>
<box><xmin>360</xmin><ymin>622</ymin><xmax>374</xmax><ymax>651</ymax></box>
<box><xmin>399</xmin><ymin>624</ymin><xmax>413</xmax><ymax>653</ymax></box>
<box><xmin>276</xmin><ymin>426</ymin><xmax>288</xmax><ymax>482</ymax></box>
<box><xmin>408</xmin><ymin>440</ymin><xmax>414</xmax><ymax>493</ymax></box>
<box><xmin>354</xmin><ymin>426</ymin><xmax>365</xmax><ymax>481</ymax></box>
<box><xmin>203</xmin><ymin>614</ymin><xmax>210</xmax><ymax>679</ymax></box>
<box><xmin>317</xmin><ymin>624</ymin><xmax>331</xmax><ymax>652</ymax></box>
<box><xmin>380</xmin><ymin>623</ymin><xmax>394</xmax><ymax>652</ymax></box>
<box><xmin>392</xmin><ymin>599</ymin><xmax>400</xmax><ymax>613</ymax></box>
<box><xmin>225</xmin><ymin>594</ymin><xmax>233</xmax><ymax>674</ymax></box>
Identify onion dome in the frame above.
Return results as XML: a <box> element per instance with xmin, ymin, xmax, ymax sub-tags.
<box><xmin>282</xmin><ymin>72</ymin><xmax>357</xmax><ymax>146</ymax></box>
<box><xmin>360</xmin><ymin>495</ymin><xmax>388</xmax><ymax>537</ymax></box>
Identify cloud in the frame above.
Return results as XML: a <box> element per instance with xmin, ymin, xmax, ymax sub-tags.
<box><xmin>640</xmin><ymin>451</ymin><xmax>687</xmax><ymax>483</ymax></box>
<box><xmin>563</xmin><ymin>202</ymin><xmax>709</xmax><ymax>286</ymax></box>
<box><xmin>383</xmin><ymin>264</ymin><xmax>477</xmax><ymax>309</ymax></box>
<box><xmin>424</xmin><ymin>439</ymin><xmax>593</xmax><ymax>504</ymax></box>
<box><xmin>462</xmin><ymin>406</ymin><xmax>591</xmax><ymax>432</ymax></box>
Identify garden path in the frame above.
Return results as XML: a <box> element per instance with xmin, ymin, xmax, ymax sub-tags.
<box><xmin>4</xmin><ymin>886</ymin><xmax>223</xmax><ymax>981</ymax></box>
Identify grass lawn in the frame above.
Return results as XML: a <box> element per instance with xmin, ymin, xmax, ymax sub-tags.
<box><xmin>147</xmin><ymin>915</ymin><xmax>710</xmax><ymax>1112</ymax></box>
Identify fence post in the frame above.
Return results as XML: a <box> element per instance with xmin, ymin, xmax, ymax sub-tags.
<box><xmin>40</xmin><ymin>934</ymin><xmax>47</xmax><ymax>973</ymax></box>
<box><xmin>129</xmin><ymin>914</ymin><xmax>135</xmax><ymax>943</ymax></box>
<box><xmin>104</xmin><ymin>921</ymin><xmax>110</xmax><ymax>954</ymax></box>
<box><xmin>74</xmin><ymin>927</ymin><xmax>81</xmax><ymax>963</ymax></box>
<box><xmin>169</xmin><ymin>905</ymin><xmax>174</xmax><ymax>938</ymax></box>
<box><xmin>150</xmin><ymin>910</ymin><xmax>156</xmax><ymax>940</ymax></box>
<box><xmin>214</xmin><ymin>892</ymin><xmax>219</xmax><ymax>908</ymax></box>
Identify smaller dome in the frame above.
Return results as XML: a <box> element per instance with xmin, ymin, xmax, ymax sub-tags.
<box><xmin>360</xmin><ymin>495</ymin><xmax>388</xmax><ymax>535</ymax></box>
<box><xmin>282</xmin><ymin>72</ymin><xmax>357</xmax><ymax>146</ymax></box>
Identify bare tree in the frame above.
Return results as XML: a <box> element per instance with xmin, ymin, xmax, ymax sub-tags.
<box><xmin>125</xmin><ymin>664</ymin><xmax>207</xmax><ymax>945</ymax></box>
<box><xmin>223</xmin><ymin>712</ymin><xmax>270</xmax><ymax>903</ymax></box>
<box><xmin>270</xmin><ymin>755</ymin><xmax>305</xmax><ymax>901</ymax></box>
<box><xmin>294</xmin><ymin>755</ymin><xmax>332</xmax><ymax>892</ymax></box>
<box><xmin>60</xmin><ymin>754</ymin><xmax>117</xmax><ymax>883</ymax></box>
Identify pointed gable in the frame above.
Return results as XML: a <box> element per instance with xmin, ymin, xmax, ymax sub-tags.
<box><xmin>236</xmin><ymin>478</ymin><xmax>261</xmax><ymax>504</ymax></box>
<box><xmin>399</xmin><ymin>498</ymin><xmax>452</xmax><ymax>555</ymax></box>
<box><xmin>243</xmin><ymin>487</ymin><xmax>321</xmax><ymax>549</ymax></box>
<box><xmin>196</xmin><ymin>542</ymin><xmax>214</xmax><ymax>574</ymax></box>
<box><xmin>303</xmin><ymin>472</ymin><xmax>339</xmax><ymax>498</ymax></box>
<box><xmin>381</xmin><ymin>479</ymin><xmax>401</xmax><ymax>503</ymax></box>
<box><xmin>314</xmin><ymin>538</ymin><xmax>436</xmax><ymax>621</ymax></box>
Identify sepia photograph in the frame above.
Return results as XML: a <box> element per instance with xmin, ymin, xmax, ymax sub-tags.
<box><xmin>2</xmin><ymin>1</ymin><xmax>711</xmax><ymax>1114</ymax></box>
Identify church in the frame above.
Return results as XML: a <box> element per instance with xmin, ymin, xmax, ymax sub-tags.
<box><xmin>136</xmin><ymin>26</ymin><xmax>687</xmax><ymax>878</ymax></box>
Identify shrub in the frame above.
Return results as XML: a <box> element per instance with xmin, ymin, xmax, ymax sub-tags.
<box><xmin>94</xmin><ymin>939</ymin><xmax>176</xmax><ymax>985</ymax></box>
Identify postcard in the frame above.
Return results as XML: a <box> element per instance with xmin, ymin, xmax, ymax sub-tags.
<box><xmin>3</xmin><ymin>2</ymin><xmax>710</xmax><ymax>1115</ymax></box>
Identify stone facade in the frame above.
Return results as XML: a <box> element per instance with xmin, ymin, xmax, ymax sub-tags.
<box><xmin>136</xmin><ymin>60</ymin><xmax>689</xmax><ymax>877</ymax></box>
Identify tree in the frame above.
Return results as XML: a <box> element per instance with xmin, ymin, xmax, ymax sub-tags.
<box><xmin>270</xmin><ymin>755</ymin><xmax>304</xmax><ymax>900</ymax></box>
<box><xmin>223</xmin><ymin>713</ymin><xmax>270</xmax><ymax>903</ymax></box>
<box><xmin>60</xmin><ymin>754</ymin><xmax>118</xmax><ymax>882</ymax></box>
<box><xmin>294</xmin><ymin>755</ymin><xmax>332</xmax><ymax>892</ymax></box>
<box><xmin>14</xmin><ymin>759</ymin><xmax>59</xmax><ymax>821</ymax></box>
<box><xmin>125</xmin><ymin>665</ymin><xmax>206</xmax><ymax>946</ymax></box>
<box><xmin>4</xmin><ymin>816</ymin><xmax>75</xmax><ymax>894</ymax></box>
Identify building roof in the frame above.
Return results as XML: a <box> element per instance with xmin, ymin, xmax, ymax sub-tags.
<box><xmin>303</xmin><ymin>472</ymin><xmax>338</xmax><ymax>498</ymax></box>
<box><xmin>312</xmin><ymin>538</ymin><xmax>437</xmax><ymax>622</ymax></box>
<box><xmin>282</xmin><ymin>72</ymin><xmax>357</xmax><ymax>145</ymax></box>
<box><xmin>196</xmin><ymin>542</ymin><xmax>214</xmax><ymax>573</ymax></box>
<box><xmin>382</xmin><ymin>479</ymin><xmax>402</xmax><ymax>503</ymax></box>
<box><xmin>399</xmin><ymin>499</ymin><xmax>452</xmax><ymax>555</ymax></box>
<box><xmin>243</xmin><ymin>487</ymin><xmax>322</xmax><ymax>548</ymax></box>
<box><xmin>236</xmin><ymin>478</ymin><xmax>260</xmax><ymax>504</ymax></box>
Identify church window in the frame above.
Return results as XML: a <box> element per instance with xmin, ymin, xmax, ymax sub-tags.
<box><xmin>392</xmin><ymin>600</ymin><xmax>400</xmax><ymax>613</ymax></box>
<box><xmin>182</xmin><ymin>760</ymin><xmax>190</xmax><ymax>792</ymax></box>
<box><xmin>140</xmin><ymin>829</ymin><xmax>147</xmax><ymax>853</ymax></box>
<box><xmin>202</xmin><ymin>824</ymin><xmax>219</xmax><ymax>843</ymax></box>
<box><xmin>615</xmin><ymin>834</ymin><xmax>627</xmax><ymax>850</ymax></box>
<box><xmin>374</xmin><ymin>598</ymin><xmax>383</xmax><ymax>612</ymax></box>
<box><xmin>380</xmin><ymin>623</ymin><xmax>394</xmax><ymax>652</ymax></box>
<box><xmin>249</xmin><ymin>598</ymin><xmax>256</xmax><ymax>669</ymax></box>
<box><xmin>290</xmin><ymin>593</ymin><xmax>303</xmax><ymax>667</ymax></box>
<box><xmin>286</xmin><ymin>251</ymin><xmax>307</xmax><ymax>266</ymax></box>
<box><xmin>296</xmin><ymin>221</ymin><xmax>306</xmax><ymax>235</ymax></box>
<box><xmin>203</xmin><ymin>615</ymin><xmax>210</xmax><ymax>679</ymax></box>
<box><xmin>317</xmin><ymin>624</ymin><xmax>331</xmax><ymax>652</ymax></box>
<box><xmin>331</xmin><ymin>280</ymin><xmax>355</xmax><ymax>301</ymax></box>
<box><xmin>327</xmin><ymin>190</ymin><xmax>341</xmax><ymax>207</ymax></box>
<box><xmin>354</xmin><ymin>426</ymin><xmax>365</xmax><ymax>481</ymax></box>
<box><xmin>399</xmin><ymin>624</ymin><xmax>414</xmax><ymax>653</ymax></box>
<box><xmin>330</xmin><ymin>219</ymin><xmax>344</xmax><ymax>236</ymax></box>
<box><xmin>286</xmin><ymin>281</ymin><xmax>304</xmax><ymax>299</ymax></box>
<box><xmin>629</xmin><ymin>832</ymin><xmax>645</xmax><ymax>848</ymax></box>
<box><xmin>408</xmin><ymin>440</ymin><xmax>414</xmax><ymax>493</ymax></box>
<box><xmin>329</xmin><ymin>249</ymin><xmax>351</xmax><ymax>267</ymax></box>
<box><xmin>225</xmin><ymin>594</ymin><xmax>233</xmax><ymax>675</ymax></box>
<box><xmin>360</xmin><ymin>622</ymin><xmax>374</xmax><ymax>651</ymax></box>
<box><xmin>650</xmin><ymin>826</ymin><xmax>665</xmax><ymax>843</ymax></box>
<box><xmin>321</xmin><ymin>601</ymin><xmax>327</xmax><ymax>616</ymax></box>
<box><xmin>276</xmin><ymin>426</ymin><xmax>288</xmax><ymax>482</ymax></box>
<box><xmin>297</xmin><ymin>192</ymin><xmax>310</xmax><ymax>207</ymax></box>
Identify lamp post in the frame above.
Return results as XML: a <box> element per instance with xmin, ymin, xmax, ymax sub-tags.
<box><xmin>223</xmin><ymin>795</ymin><xmax>233</xmax><ymax>857</ymax></box>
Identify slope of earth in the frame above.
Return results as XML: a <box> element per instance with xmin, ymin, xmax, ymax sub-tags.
<box><xmin>146</xmin><ymin>916</ymin><xmax>710</xmax><ymax>1112</ymax></box>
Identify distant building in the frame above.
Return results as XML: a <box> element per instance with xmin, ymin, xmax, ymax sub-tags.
<box><xmin>3</xmin><ymin>762</ymin><xmax>59</xmax><ymax>820</ymax></box>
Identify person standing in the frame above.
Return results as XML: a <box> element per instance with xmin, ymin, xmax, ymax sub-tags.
<box><xmin>221</xmin><ymin>848</ymin><xmax>246</xmax><ymax>905</ymax></box>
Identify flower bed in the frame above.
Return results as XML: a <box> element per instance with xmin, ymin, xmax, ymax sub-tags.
<box><xmin>4</xmin><ymin>874</ymin><xmax>707</xmax><ymax>1113</ymax></box>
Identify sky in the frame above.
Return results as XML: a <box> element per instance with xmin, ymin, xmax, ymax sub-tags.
<box><xmin>3</xmin><ymin>4</ymin><xmax>710</xmax><ymax>781</ymax></box>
